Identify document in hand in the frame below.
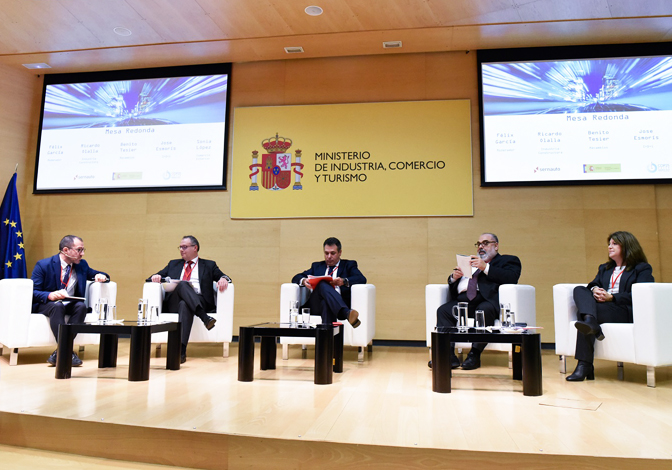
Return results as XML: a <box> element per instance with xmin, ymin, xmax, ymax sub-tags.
<box><xmin>456</xmin><ymin>255</ymin><xmax>473</xmax><ymax>278</ymax></box>
<box><xmin>305</xmin><ymin>275</ymin><xmax>333</xmax><ymax>290</ymax></box>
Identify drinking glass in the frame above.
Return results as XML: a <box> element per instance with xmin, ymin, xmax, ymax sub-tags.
<box><xmin>289</xmin><ymin>300</ymin><xmax>299</xmax><ymax>327</ymax></box>
<box><xmin>499</xmin><ymin>303</ymin><xmax>510</xmax><ymax>327</ymax></box>
<box><xmin>475</xmin><ymin>310</ymin><xmax>486</xmax><ymax>330</ymax></box>
<box><xmin>301</xmin><ymin>308</ymin><xmax>311</xmax><ymax>327</ymax></box>
<box><xmin>506</xmin><ymin>311</ymin><xmax>516</xmax><ymax>328</ymax></box>
<box><xmin>452</xmin><ymin>302</ymin><xmax>469</xmax><ymax>332</ymax></box>
<box><xmin>150</xmin><ymin>305</ymin><xmax>159</xmax><ymax>323</ymax></box>
<box><xmin>137</xmin><ymin>298</ymin><xmax>148</xmax><ymax>323</ymax></box>
<box><xmin>96</xmin><ymin>298</ymin><xmax>108</xmax><ymax>323</ymax></box>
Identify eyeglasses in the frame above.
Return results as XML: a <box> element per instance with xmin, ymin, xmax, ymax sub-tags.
<box><xmin>474</xmin><ymin>241</ymin><xmax>497</xmax><ymax>248</ymax></box>
<box><xmin>178</xmin><ymin>245</ymin><xmax>195</xmax><ymax>250</ymax></box>
<box><xmin>67</xmin><ymin>247</ymin><xmax>86</xmax><ymax>253</ymax></box>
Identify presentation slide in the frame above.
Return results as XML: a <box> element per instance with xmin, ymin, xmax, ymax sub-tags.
<box><xmin>35</xmin><ymin>72</ymin><xmax>230</xmax><ymax>192</ymax></box>
<box><xmin>481</xmin><ymin>55</ymin><xmax>672</xmax><ymax>184</ymax></box>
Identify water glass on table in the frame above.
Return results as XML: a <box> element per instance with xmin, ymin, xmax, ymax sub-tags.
<box><xmin>96</xmin><ymin>297</ymin><xmax>108</xmax><ymax>323</ymax></box>
<box><xmin>289</xmin><ymin>300</ymin><xmax>299</xmax><ymax>327</ymax></box>
<box><xmin>475</xmin><ymin>310</ymin><xmax>486</xmax><ymax>330</ymax></box>
<box><xmin>301</xmin><ymin>308</ymin><xmax>311</xmax><ymax>327</ymax></box>
<box><xmin>137</xmin><ymin>298</ymin><xmax>149</xmax><ymax>323</ymax></box>
<box><xmin>452</xmin><ymin>302</ymin><xmax>469</xmax><ymax>332</ymax></box>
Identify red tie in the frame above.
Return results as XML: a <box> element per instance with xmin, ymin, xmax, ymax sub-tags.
<box><xmin>328</xmin><ymin>265</ymin><xmax>337</xmax><ymax>276</ymax></box>
<box><xmin>183</xmin><ymin>261</ymin><xmax>194</xmax><ymax>281</ymax></box>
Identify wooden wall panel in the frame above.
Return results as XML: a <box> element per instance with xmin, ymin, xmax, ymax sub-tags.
<box><xmin>3</xmin><ymin>52</ymin><xmax>669</xmax><ymax>343</ymax></box>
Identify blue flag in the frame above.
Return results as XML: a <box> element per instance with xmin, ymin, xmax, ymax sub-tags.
<box><xmin>0</xmin><ymin>172</ymin><xmax>27</xmax><ymax>279</ymax></box>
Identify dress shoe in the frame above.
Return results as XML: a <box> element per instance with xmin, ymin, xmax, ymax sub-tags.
<box><xmin>575</xmin><ymin>317</ymin><xmax>605</xmax><ymax>341</ymax></box>
<box><xmin>460</xmin><ymin>350</ymin><xmax>481</xmax><ymax>370</ymax></box>
<box><xmin>47</xmin><ymin>350</ymin><xmax>57</xmax><ymax>366</ymax></box>
<box><xmin>181</xmin><ymin>354</ymin><xmax>187</xmax><ymax>364</ymax></box>
<box><xmin>428</xmin><ymin>355</ymin><xmax>461</xmax><ymax>370</ymax></box>
<box><xmin>566</xmin><ymin>360</ymin><xmax>594</xmax><ymax>381</ymax></box>
<box><xmin>347</xmin><ymin>309</ymin><xmax>361</xmax><ymax>328</ymax></box>
<box><xmin>204</xmin><ymin>316</ymin><xmax>217</xmax><ymax>331</ymax></box>
<box><xmin>72</xmin><ymin>352</ymin><xmax>83</xmax><ymax>367</ymax></box>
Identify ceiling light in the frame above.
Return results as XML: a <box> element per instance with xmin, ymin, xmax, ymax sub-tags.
<box><xmin>305</xmin><ymin>6</ymin><xmax>323</xmax><ymax>16</ymax></box>
<box><xmin>22</xmin><ymin>63</ymin><xmax>51</xmax><ymax>69</ymax></box>
<box><xmin>113</xmin><ymin>27</ymin><xmax>132</xmax><ymax>36</ymax></box>
<box><xmin>383</xmin><ymin>41</ymin><xmax>402</xmax><ymax>49</ymax></box>
<box><xmin>284</xmin><ymin>46</ymin><xmax>305</xmax><ymax>54</ymax></box>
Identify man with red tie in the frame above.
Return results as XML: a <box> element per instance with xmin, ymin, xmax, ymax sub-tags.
<box><xmin>149</xmin><ymin>235</ymin><xmax>231</xmax><ymax>363</ymax></box>
<box><xmin>292</xmin><ymin>237</ymin><xmax>366</xmax><ymax>327</ymax></box>
<box><xmin>32</xmin><ymin>235</ymin><xmax>109</xmax><ymax>366</ymax></box>
<box><xmin>435</xmin><ymin>233</ymin><xmax>521</xmax><ymax>370</ymax></box>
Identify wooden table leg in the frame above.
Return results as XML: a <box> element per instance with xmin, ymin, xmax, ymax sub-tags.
<box><xmin>55</xmin><ymin>324</ymin><xmax>74</xmax><ymax>379</ymax></box>
<box><xmin>522</xmin><ymin>334</ymin><xmax>543</xmax><ymax>396</ymax></box>
<box><xmin>238</xmin><ymin>326</ymin><xmax>255</xmax><ymax>382</ymax></box>
<box><xmin>333</xmin><ymin>324</ymin><xmax>344</xmax><ymax>373</ymax></box>
<box><xmin>260</xmin><ymin>336</ymin><xmax>277</xmax><ymax>370</ymax></box>
<box><xmin>314</xmin><ymin>325</ymin><xmax>334</xmax><ymax>384</ymax></box>
<box><xmin>166</xmin><ymin>323</ymin><xmax>181</xmax><ymax>371</ymax></box>
<box><xmin>432</xmin><ymin>331</ymin><xmax>452</xmax><ymax>393</ymax></box>
<box><xmin>98</xmin><ymin>333</ymin><xmax>118</xmax><ymax>368</ymax></box>
<box><xmin>129</xmin><ymin>326</ymin><xmax>151</xmax><ymax>381</ymax></box>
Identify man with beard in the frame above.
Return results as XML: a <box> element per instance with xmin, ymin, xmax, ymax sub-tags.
<box><xmin>434</xmin><ymin>233</ymin><xmax>521</xmax><ymax>370</ymax></box>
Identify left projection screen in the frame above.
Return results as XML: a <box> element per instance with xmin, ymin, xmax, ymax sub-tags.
<box><xmin>33</xmin><ymin>63</ymin><xmax>232</xmax><ymax>193</ymax></box>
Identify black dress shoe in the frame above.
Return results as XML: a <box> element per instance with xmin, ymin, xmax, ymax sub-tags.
<box><xmin>575</xmin><ymin>320</ymin><xmax>605</xmax><ymax>341</ymax></box>
<box><xmin>181</xmin><ymin>354</ymin><xmax>187</xmax><ymax>364</ymax></box>
<box><xmin>347</xmin><ymin>309</ymin><xmax>361</xmax><ymax>328</ymax></box>
<box><xmin>47</xmin><ymin>350</ymin><xmax>57</xmax><ymax>366</ymax></box>
<box><xmin>72</xmin><ymin>352</ymin><xmax>83</xmax><ymax>367</ymax></box>
<box><xmin>566</xmin><ymin>360</ymin><xmax>594</xmax><ymax>381</ymax></box>
<box><xmin>451</xmin><ymin>354</ymin><xmax>461</xmax><ymax>369</ymax></box>
<box><xmin>204</xmin><ymin>316</ymin><xmax>217</xmax><ymax>331</ymax></box>
<box><xmin>460</xmin><ymin>350</ymin><xmax>481</xmax><ymax>370</ymax></box>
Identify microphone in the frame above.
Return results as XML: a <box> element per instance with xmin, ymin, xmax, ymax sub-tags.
<box><xmin>145</xmin><ymin>276</ymin><xmax>171</xmax><ymax>283</ymax></box>
<box><xmin>60</xmin><ymin>250</ymin><xmax>78</xmax><ymax>260</ymax></box>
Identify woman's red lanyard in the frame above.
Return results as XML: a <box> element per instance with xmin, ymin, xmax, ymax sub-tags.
<box><xmin>610</xmin><ymin>268</ymin><xmax>624</xmax><ymax>291</ymax></box>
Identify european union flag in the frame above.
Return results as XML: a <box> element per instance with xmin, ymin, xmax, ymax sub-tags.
<box><xmin>0</xmin><ymin>172</ymin><xmax>27</xmax><ymax>279</ymax></box>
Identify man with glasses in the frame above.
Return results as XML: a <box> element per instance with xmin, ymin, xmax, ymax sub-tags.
<box><xmin>148</xmin><ymin>235</ymin><xmax>231</xmax><ymax>363</ymax></box>
<box><xmin>32</xmin><ymin>235</ymin><xmax>109</xmax><ymax>366</ymax></box>
<box><xmin>434</xmin><ymin>233</ymin><xmax>521</xmax><ymax>370</ymax></box>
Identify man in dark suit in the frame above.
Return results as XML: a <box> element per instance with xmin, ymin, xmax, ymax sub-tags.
<box><xmin>32</xmin><ymin>235</ymin><xmax>109</xmax><ymax>366</ymax></box>
<box><xmin>291</xmin><ymin>237</ymin><xmax>366</xmax><ymax>327</ymax></box>
<box><xmin>148</xmin><ymin>235</ymin><xmax>231</xmax><ymax>363</ymax></box>
<box><xmin>435</xmin><ymin>233</ymin><xmax>521</xmax><ymax>370</ymax></box>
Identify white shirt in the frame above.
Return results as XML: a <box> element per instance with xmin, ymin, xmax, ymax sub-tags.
<box><xmin>180</xmin><ymin>257</ymin><xmax>200</xmax><ymax>294</ymax></box>
<box><xmin>325</xmin><ymin>262</ymin><xmax>341</xmax><ymax>294</ymax></box>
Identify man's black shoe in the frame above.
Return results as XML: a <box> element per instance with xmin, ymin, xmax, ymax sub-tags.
<box><xmin>181</xmin><ymin>354</ymin><xmax>187</xmax><ymax>364</ymax></box>
<box><xmin>460</xmin><ymin>350</ymin><xmax>481</xmax><ymax>370</ymax></box>
<box><xmin>47</xmin><ymin>350</ymin><xmax>57</xmax><ymax>366</ymax></box>
<box><xmin>72</xmin><ymin>352</ymin><xmax>83</xmax><ymax>367</ymax></box>
<box><xmin>204</xmin><ymin>316</ymin><xmax>217</xmax><ymax>331</ymax></box>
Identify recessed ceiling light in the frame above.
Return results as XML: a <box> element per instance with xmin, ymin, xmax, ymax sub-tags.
<box><xmin>113</xmin><ymin>27</ymin><xmax>132</xmax><ymax>36</ymax></box>
<box><xmin>22</xmin><ymin>63</ymin><xmax>51</xmax><ymax>69</ymax></box>
<box><xmin>284</xmin><ymin>46</ymin><xmax>305</xmax><ymax>54</ymax></box>
<box><xmin>305</xmin><ymin>6</ymin><xmax>323</xmax><ymax>16</ymax></box>
<box><xmin>383</xmin><ymin>41</ymin><xmax>402</xmax><ymax>49</ymax></box>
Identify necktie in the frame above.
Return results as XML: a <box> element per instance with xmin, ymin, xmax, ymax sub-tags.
<box><xmin>183</xmin><ymin>261</ymin><xmax>194</xmax><ymax>281</ymax></box>
<box><xmin>61</xmin><ymin>264</ymin><xmax>71</xmax><ymax>288</ymax></box>
<box><xmin>328</xmin><ymin>265</ymin><xmax>337</xmax><ymax>276</ymax></box>
<box><xmin>467</xmin><ymin>269</ymin><xmax>480</xmax><ymax>301</ymax></box>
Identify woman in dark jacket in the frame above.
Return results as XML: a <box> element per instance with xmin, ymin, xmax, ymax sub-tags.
<box><xmin>567</xmin><ymin>231</ymin><xmax>654</xmax><ymax>381</ymax></box>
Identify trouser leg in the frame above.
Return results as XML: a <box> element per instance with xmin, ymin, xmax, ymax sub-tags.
<box><xmin>306</xmin><ymin>282</ymin><xmax>349</xmax><ymax>324</ymax></box>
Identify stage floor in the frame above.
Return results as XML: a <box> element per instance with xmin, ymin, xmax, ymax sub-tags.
<box><xmin>1</xmin><ymin>341</ymin><xmax>671</xmax><ymax>468</ymax></box>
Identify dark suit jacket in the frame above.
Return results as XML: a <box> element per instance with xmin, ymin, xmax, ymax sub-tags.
<box><xmin>292</xmin><ymin>259</ymin><xmax>366</xmax><ymax>309</ymax></box>
<box><xmin>587</xmin><ymin>261</ymin><xmax>654</xmax><ymax>314</ymax></box>
<box><xmin>449</xmin><ymin>253</ymin><xmax>522</xmax><ymax>312</ymax></box>
<box><xmin>150</xmin><ymin>258</ymin><xmax>231</xmax><ymax>313</ymax></box>
<box><xmin>31</xmin><ymin>254</ymin><xmax>108</xmax><ymax>310</ymax></box>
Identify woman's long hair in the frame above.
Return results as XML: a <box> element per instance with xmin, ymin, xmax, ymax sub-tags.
<box><xmin>606</xmin><ymin>231</ymin><xmax>648</xmax><ymax>271</ymax></box>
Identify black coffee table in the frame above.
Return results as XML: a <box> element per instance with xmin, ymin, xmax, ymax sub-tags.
<box><xmin>55</xmin><ymin>320</ymin><xmax>181</xmax><ymax>381</ymax></box>
<box><xmin>431</xmin><ymin>327</ymin><xmax>543</xmax><ymax>396</ymax></box>
<box><xmin>238</xmin><ymin>322</ymin><xmax>343</xmax><ymax>385</ymax></box>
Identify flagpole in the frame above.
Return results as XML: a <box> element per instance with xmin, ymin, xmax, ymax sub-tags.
<box><xmin>14</xmin><ymin>163</ymin><xmax>18</xmax><ymax>173</ymax></box>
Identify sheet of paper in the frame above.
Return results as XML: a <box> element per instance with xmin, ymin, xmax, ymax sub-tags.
<box><xmin>456</xmin><ymin>254</ymin><xmax>472</xmax><ymax>278</ymax></box>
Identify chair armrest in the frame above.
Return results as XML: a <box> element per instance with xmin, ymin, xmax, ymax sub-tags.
<box><xmin>214</xmin><ymin>283</ymin><xmax>234</xmax><ymax>343</ymax></box>
<box><xmin>426</xmin><ymin>284</ymin><xmax>450</xmax><ymax>347</ymax></box>
<box><xmin>0</xmin><ymin>278</ymin><xmax>34</xmax><ymax>346</ymax></box>
<box><xmin>280</xmin><ymin>283</ymin><xmax>300</xmax><ymax>323</ymax></box>
<box><xmin>86</xmin><ymin>281</ymin><xmax>118</xmax><ymax>309</ymax></box>
<box><xmin>350</xmin><ymin>284</ymin><xmax>376</xmax><ymax>345</ymax></box>
<box><xmin>553</xmin><ymin>283</ymin><xmax>584</xmax><ymax>355</ymax></box>
<box><xmin>632</xmin><ymin>283</ymin><xmax>672</xmax><ymax>366</ymax></box>
<box><xmin>143</xmin><ymin>282</ymin><xmax>165</xmax><ymax>314</ymax></box>
<box><xmin>500</xmin><ymin>284</ymin><xmax>535</xmax><ymax>325</ymax></box>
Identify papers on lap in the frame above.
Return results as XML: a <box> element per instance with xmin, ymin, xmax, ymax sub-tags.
<box><xmin>305</xmin><ymin>275</ymin><xmax>333</xmax><ymax>290</ymax></box>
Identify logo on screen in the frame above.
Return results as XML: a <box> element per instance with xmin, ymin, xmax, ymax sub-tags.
<box><xmin>248</xmin><ymin>133</ymin><xmax>304</xmax><ymax>191</ymax></box>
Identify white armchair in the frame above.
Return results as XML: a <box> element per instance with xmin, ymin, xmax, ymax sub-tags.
<box><xmin>425</xmin><ymin>284</ymin><xmax>536</xmax><ymax>363</ymax></box>
<box><xmin>142</xmin><ymin>282</ymin><xmax>234</xmax><ymax>357</ymax></box>
<box><xmin>0</xmin><ymin>278</ymin><xmax>117</xmax><ymax>365</ymax></box>
<box><xmin>279</xmin><ymin>283</ymin><xmax>376</xmax><ymax>362</ymax></box>
<box><xmin>554</xmin><ymin>282</ymin><xmax>672</xmax><ymax>387</ymax></box>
